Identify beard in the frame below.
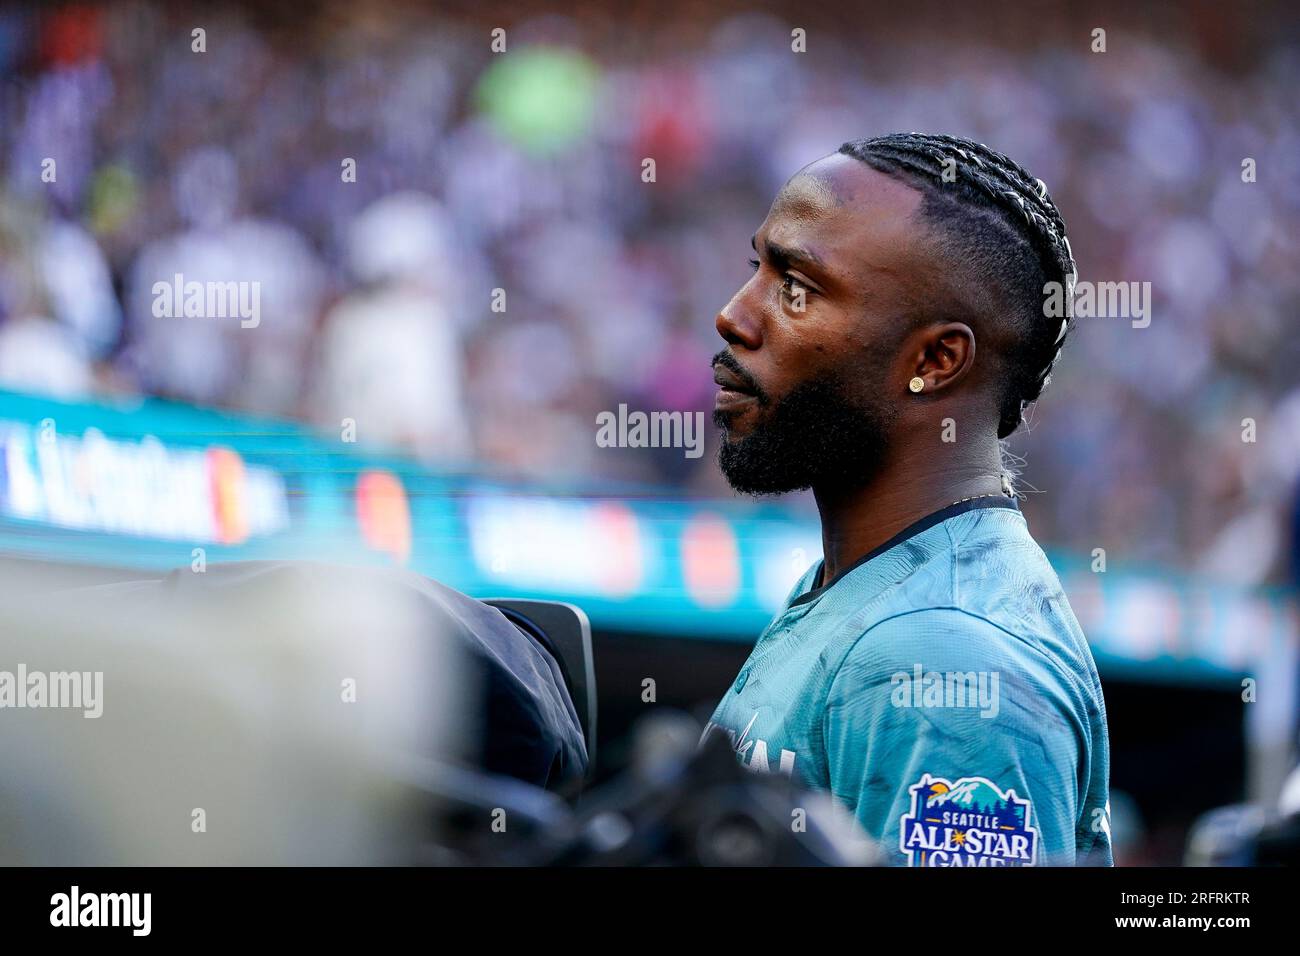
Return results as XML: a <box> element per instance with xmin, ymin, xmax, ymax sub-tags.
<box><xmin>713</xmin><ymin>371</ymin><xmax>897</xmax><ymax>496</ymax></box>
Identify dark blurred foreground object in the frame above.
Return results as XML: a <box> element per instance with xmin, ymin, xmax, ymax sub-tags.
<box><xmin>482</xmin><ymin>597</ymin><xmax>596</xmax><ymax>786</ymax></box>
<box><xmin>1184</xmin><ymin>761</ymin><xmax>1300</xmax><ymax>866</ymax></box>
<box><xmin>427</xmin><ymin>711</ymin><xmax>880</xmax><ymax>866</ymax></box>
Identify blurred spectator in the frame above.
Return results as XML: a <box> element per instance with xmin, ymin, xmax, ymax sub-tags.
<box><xmin>311</xmin><ymin>192</ymin><xmax>471</xmax><ymax>462</ymax></box>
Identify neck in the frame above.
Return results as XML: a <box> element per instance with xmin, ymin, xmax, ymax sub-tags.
<box><xmin>812</xmin><ymin>437</ymin><xmax>1004</xmax><ymax>585</ymax></box>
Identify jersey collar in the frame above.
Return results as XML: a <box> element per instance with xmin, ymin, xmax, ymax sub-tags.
<box><xmin>789</xmin><ymin>495</ymin><xmax>1020</xmax><ymax>609</ymax></box>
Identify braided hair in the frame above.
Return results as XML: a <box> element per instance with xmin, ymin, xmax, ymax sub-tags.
<box><xmin>837</xmin><ymin>133</ymin><xmax>1077</xmax><ymax>439</ymax></box>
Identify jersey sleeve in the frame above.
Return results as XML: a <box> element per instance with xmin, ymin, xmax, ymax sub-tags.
<box><xmin>822</xmin><ymin>607</ymin><xmax>1108</xmax><ymax>866</ymax></box>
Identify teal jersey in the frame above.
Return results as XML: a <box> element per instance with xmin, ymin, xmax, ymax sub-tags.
<box><xmin>706</xmin><ymin>498</ymin><xmax>1112</xmax><ymax>866</ymax></box>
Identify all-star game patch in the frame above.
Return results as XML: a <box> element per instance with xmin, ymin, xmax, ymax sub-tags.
<box><xmin>900</xmin><ymin>773</ymin><xmax>1039</xmax><ymax>866</ymax></box>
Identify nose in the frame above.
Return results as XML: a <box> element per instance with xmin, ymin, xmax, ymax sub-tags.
<box><xmin>715</xmin><ymin>282</ymin><xmax>763</xmax><ymax>351</ymax></box>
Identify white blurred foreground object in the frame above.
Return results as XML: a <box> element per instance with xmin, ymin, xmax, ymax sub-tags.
<box><xmin>0</xmin><ymin>560</ymin><xmax>462</xmax><ymax>865</ymax></box>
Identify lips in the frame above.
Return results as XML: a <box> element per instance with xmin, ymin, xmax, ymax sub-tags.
<box><xmin>713</xmin><ymin>365</ymin><xmax>753</xmax><ymax>394</ymax></box>
<box><xmin>713</xmin><ymin>363</ymin><xmax>759</xmax><ymax>412</ymax></box>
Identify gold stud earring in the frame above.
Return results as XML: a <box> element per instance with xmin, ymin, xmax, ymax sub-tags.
<box><xmin>908</xmin><ymin>376</ymin><xmax>925</xmax><ymax>393</ymax></box>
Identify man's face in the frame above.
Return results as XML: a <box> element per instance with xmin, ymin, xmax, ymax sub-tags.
<box><xmin>712</xmin><ymin>154</ymin><xmax>927</xmax><ymax>495</ymax></box>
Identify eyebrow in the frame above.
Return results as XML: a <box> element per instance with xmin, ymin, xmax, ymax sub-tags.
<box><xmin>752</xmin><ymin>234</ymin><xmax>827</xmax><ymax>273</ymax></box>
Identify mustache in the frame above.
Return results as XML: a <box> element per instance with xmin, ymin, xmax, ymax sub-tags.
<box><xmin>710</xmin><ymin>350</ymin><xmax>769</xmax><ymax>404</ymax></box>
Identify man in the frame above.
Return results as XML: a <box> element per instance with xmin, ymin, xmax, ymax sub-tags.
<box><xmin>704</xmin><ymin>133</ymin><xmax>1111</xmax><ymax>866</ymax></box>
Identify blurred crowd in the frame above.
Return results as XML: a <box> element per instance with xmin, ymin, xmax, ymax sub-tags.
<box><xmin>1</xmin><ymin>2</ymin><xmax>1298</xmax><ymax>583</ymax></box>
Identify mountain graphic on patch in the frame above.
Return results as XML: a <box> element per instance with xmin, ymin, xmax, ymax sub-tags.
<box><xmin>899</xmin><ymin>773</ymin><xmax>1039</xmax><ymax>867</ymax></box>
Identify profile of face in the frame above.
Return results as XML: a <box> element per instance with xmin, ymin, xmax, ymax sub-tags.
<box><xmin>712</xmin><ymin>154</ymin><xmax>930</xmax><ymax>496</ymax></box>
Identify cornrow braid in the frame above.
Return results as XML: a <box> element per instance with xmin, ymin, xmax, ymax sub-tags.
<box><xmin>838</xmin><ymin>133</ymin><xmax>1077</xmax><ymax>439</ymax></box>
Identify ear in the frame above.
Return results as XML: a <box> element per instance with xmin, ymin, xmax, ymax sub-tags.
<box><xmin>903</xmin><ymin>322</ymin><xmax>975</xmax><ymax>394</ymax></box>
